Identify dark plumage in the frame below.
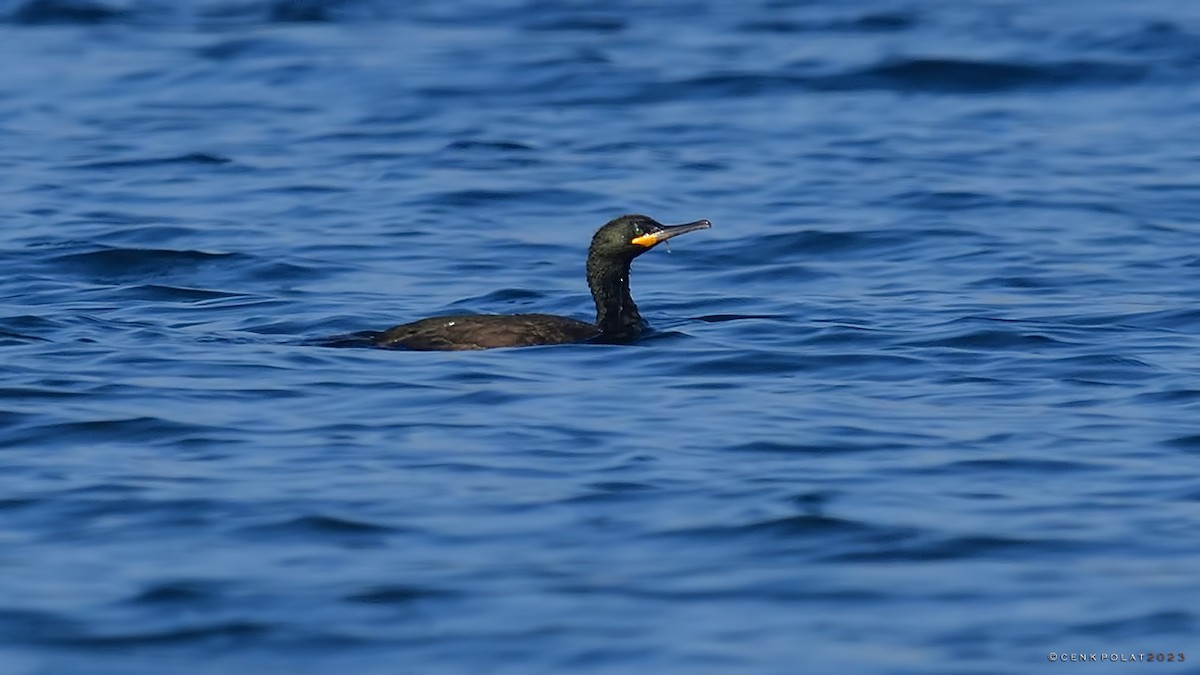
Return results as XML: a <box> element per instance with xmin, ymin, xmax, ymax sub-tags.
<box><xmin>373</xmin><ymin>214</ymin><xmax>711</xmax><ymax>350</ymax></box>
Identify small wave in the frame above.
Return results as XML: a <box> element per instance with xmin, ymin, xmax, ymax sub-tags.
<box><xmin>108</xmin><ymin>284</ymin><xmax>246</xmax><ymax>302</ymax></box>
<box><xmin>1047</xmin><ymin>353</ymin><xmax>1160</xmax><ymax>386</ymax></box>
<box><xmin>267</xmin><ymin>0</ymin><xmax>354</xmax><ymax>23</ymax></box>
<box><xmin>1074</xmin><ymin>610</ymin><xmax>1196</xmax><ymax>638</ymax></box>
<box><xmin>235</xmin><ymin>514</ymin><xmax>403</xmax><ymax>543</ymax></box>
<box><xmin>840</xmin><ymin>56</ymin><xmax>1148</xmax><ymax>93</ymax></box>
<box><xmin>1134</xmin><ymin>308</ymin><xmax>1200</xmax><ymax>330</ymax></box>
<box><xmin>125</xmin><ymin>580</ymin><xmax>227</xmax><ymax>606</ymax></box>
<box><xmin>5</xmin><ymin>416</ymin><xmax>216</xmax><ymax>447</ymax></box>
<box><xmin>0</xmin><ymin>314</ymin><xmax>63</xmax><ymax>333</ymax></box>
<box><xmin>0</xmin><ymin>608</ymin><xmax>82</xmax><ymax>643</ymax></box>
<box><xmin>692</xmin><ymin>314</ymin><xmax>783</xmax><ymax>323</ymax></box>
<box><xmin>738</xmin><ymin>513</ymin><xmax>884</xmax><ymax>537</ymax></box>
<box><xmin>633</xmin><ymin>56</ymin><xmax>1150</xmax><ymax>103</ymax></box>
<box><xmin>0</xmin><ymin>329</ymin><xmax>50</xmax><ymax>345</ymax></box>
<box><xmin>73</xmin><ymin>222</ymin><xmax>196</xmax><ymax>245</ymax></box>
<box><xmin>561</xmin><ymin>480</ymin><xmax>659</xmax><ymax>505</ymax></box>
<box><xmin>1165</xmin><ymin>434</ymin><xmax>1200</xmax><ymax>450</ymax></box>
<box><xmin>678</xmin><ymin>350</ymin><xmax>811</xmax><ymax>376</ymax></box>
<box><xmin>749</xmin><ymin>229</ymin><xmax>902</xmax><ymax>257</ymax></box>
<box><xmin>826</xmin><ymin>533</ymin><xmax>1089</xmax><ymax>563</ymax></box>
<box><xmin>1</xmin><ymin>0</ymin><xmax>390</xmax><ymax>25</ymax></box>
<box><xmin>343</xmin><ymin>584</ymin><xmax>457</xmax><ymax>604</ymax></box>
<box><xmin>666</xmin><ymin>514</ymin><xmax>917</xmax><ymax>552</ymax></box>
<box><xmin>50</xmin><ymin>247</ymin><xmax>235</xmax><ymax>282</ymax></box>
<box><xmin>46</xmin><ymin>246</ymin><xmax>320</xmax><ymax>287</ymax></box>
<box><xmin>70</xmin><ymin>153</ymin><xmax>232</xmax><ymax>171</ymax></box>
<box><xmin>740</xmin><ymin>12</ymin><xmax>917</xmax><ymax>34</ymax></box>
<box><xmin>0</xmin><ymin>496</ymin><xmax>39</xmax><ymax>511</ymax></box>
<box><xmin>196</xmin><ymin>36</ymin><xmax>300</xmax><ymax>60</ymax></box>
<box><xmin>1073</xmin><ymin>19</ymin><xmax>1200</xmax><ymax>63</ymax></box>
<box><xmin>445</xmin><ymin>139</ymin><xmax>537</xmax><ymax>152</ymax></box>
<box><xmin>56</xmin><ymin>621</ymin><xmax>273</xmax><ymax>648</ymax></box>
<box><xmin>892</xmin><ymin>189</ymin><xmax>1000</xmax><ymax>211</ymax></box>
<box><xmin>6</xmin><ymin>0</ymin><xmax>127</xmax><ymax>24</ymax></box>
<box><xmin>448</xmin><ymin>288</ymin><xmax>548</xmax><ymax>308</ymax></box>
<box><xmin>1133</xmin><ymin>389</ymin><xmax>1200</xmax><ymax>405</ymax></box>
<box><xmin>523</xmin><ymin>15</ymin><xmax>625</xmax><ymax>33</ymax></box>
<box><xmin>305</xmin><ymin>330</ymin><xmax>383</xmax><ymax>348</ymax></box>
<box><xmin>904</xmin><ymin>329</ymin><xmax>1070</xmax><ymax>351</ymax></box>
<box><xmin>940</xmin><ymin>457</ymin><xmax>1099</xmax><ymax>474</ymax></box>
<box><xmin>418</xmin><ymin>188</ymin><xmax>603</xmax><ymax>208</ymax></box>
<box><xmin>731</xmin><ymin>440</ymin><xmax>898</xmax><ymax>454</ymax></box>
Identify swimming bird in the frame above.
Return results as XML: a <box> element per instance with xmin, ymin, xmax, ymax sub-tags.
<box><xmin>371</xmin><ymin>214</ymin><xmax>711</xmax><ymax>350</ymax></box>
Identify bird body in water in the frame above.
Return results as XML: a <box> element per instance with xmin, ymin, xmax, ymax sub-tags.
<box><xmin>371</xmin><ymin>214</ymin><xmax>711</xmax><ymax>350</ymax></box>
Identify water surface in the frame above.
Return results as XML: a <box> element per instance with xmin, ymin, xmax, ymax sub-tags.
<box><xmin>2</xmin><ymin>0</ymin><xmax>1200</xmax><ymax>673</ymax></box>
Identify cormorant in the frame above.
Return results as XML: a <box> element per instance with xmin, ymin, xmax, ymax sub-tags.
<box><xmin>371</xmin><ymin>214</ymin><xmax>710</xmax><ymax>350</ymax></box>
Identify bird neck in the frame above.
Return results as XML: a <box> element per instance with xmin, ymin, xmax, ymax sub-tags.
<box><xmin>587</xmin><ymin>257</ymin><xmax>642</xmax><ymax>339</ymax></box>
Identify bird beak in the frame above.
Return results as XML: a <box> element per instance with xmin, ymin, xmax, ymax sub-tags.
<box><xmin>630</xmin><ymin>219</ymin><xmax>712</xmax><ymax>247</ymax></box>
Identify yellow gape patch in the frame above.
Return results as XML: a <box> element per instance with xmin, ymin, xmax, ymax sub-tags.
<box><xmin>630</xmin><ymin>233</ymin><xmax>660</xmax><ymax>247</ymax></box>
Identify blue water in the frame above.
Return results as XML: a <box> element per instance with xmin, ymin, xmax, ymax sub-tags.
<box><xmin>3</xmin><ymin>0</ymin><xmax>1200</xmax><ymax>672</ymax></box>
